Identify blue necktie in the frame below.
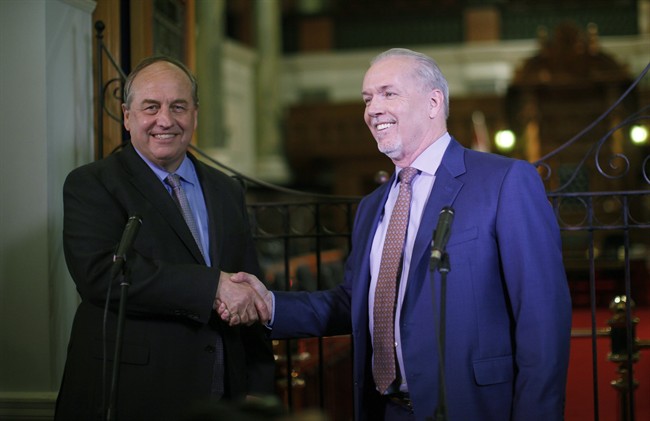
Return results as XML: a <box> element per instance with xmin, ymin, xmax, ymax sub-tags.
<box><xmin>165</xmin><ymin>173</ymin><xmax>204</xmax><ymax>258</ymax></box>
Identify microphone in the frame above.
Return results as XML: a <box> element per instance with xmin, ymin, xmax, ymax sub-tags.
<box><xmin>111</xmin><ymin>214</ymin><xmax>142</xmax><ymax>278</ymax></box>
<box><xmin>430</xmin><ymin>207</ymin><xmax>454</xmax><ymax>270</ymax></box>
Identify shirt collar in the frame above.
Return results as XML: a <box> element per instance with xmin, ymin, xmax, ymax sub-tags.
<box><xmin>394</xmin><ymin>132</ymin><xmax>451</xmax><ymax>184</ymax></box>
<box><xmin>133</xmin><ymin>147</ymin><xmax>198</xmax><ymax>186</ymax></box>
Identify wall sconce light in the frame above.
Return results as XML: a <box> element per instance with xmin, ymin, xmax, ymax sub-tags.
<box><xmin>630</xmin><ymin>125</ymin><xmax>648</xmax><ymax>145</ymax></box>
<box><xmin>495</xmin><ymin>130</ymin><xmax>516</xmax><ymax>152</ymax></box>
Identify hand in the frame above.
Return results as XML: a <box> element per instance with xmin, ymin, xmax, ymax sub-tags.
<box><xmin>220</xmin><ymin>272</ymin><xmax>273</xmax><ymax>326</ymax></box>
<box><xmin>215</xmin><ymin>272</ymin><xmax>270</xmax><ymax>326</ymax></box>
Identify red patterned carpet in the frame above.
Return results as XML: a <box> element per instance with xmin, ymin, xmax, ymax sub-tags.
<box><xmin>567</xmin><ymin>308</ymin><xmax>650</xmax><ymax>421</ymax></box>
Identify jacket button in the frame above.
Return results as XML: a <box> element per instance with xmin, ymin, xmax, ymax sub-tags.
<box><xmin>205</xmin><ymin>345</ymin><xmax>216</xmax><ymax>353</ymax></box>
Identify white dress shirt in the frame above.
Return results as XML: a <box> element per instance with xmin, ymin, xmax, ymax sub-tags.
<box><xmin>368</xmin><ymin>133</ymin><xmax>451</xmax><ymax>393</ymax></box>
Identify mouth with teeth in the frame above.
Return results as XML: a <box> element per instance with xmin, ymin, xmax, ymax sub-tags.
<box><xmin>376</xmin><ymin>122</ymin><xmax>395</xmax><ymax>131</ymax></box>
<box><xmin>151</xmin><ymin>133</ymin><xmax>178</xmax><ymax>141</ymax></box>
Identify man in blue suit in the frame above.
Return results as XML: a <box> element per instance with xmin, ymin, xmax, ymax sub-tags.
<box><xmin>222</xmin><ymin>48</ymin><xmax>572</xmax><ymax>421</ymax></box>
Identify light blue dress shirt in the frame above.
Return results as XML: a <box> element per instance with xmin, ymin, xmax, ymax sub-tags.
<box><xmin>134</xmin><ymin>149</ymin><xmax>211</xmax><ymax>267</ymax></box>
<box><xmin>368</xmin><ymin>132</ymin><xmax>451</xmax><ymax>392</ymax></box>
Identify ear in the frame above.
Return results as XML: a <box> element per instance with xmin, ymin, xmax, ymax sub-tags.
<box><xmin>122</xmin><ymin>104</ymin><xmax>131</xmax><ymax>131</ymax></box>
<box><xmin>428</xmin><ymin>89</ymin><xmax>445</xmax><ymax>119</ymax></box>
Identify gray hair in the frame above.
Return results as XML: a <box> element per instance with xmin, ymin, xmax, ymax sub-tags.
<box><xmin>371</xmin><ymin>48</ymin><xmax>449</xmax><ymax>118</ymax></box>
<box><xmin>122</xmin><ymin>56</ymin><xmax>199</xmax><ymax>108</ymax></box>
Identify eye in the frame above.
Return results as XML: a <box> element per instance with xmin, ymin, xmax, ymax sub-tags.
<box><xmin>384</xmin><ymin>91</ymin><xmax>395</xmax><ymax>98</ymax></box>
<box><xmin>171</xmin><ymin>104</ymin><xmax>188</xmax><ymax>113</ymax></box>
<box><xmin>143</xmin><ymin>104</ymin><xmax>159</xmax><ymax>114</ymax></box>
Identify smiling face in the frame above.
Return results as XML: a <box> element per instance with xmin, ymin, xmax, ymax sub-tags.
<box><xmin>362</xmin><ymin>55</ymin><xmax>445</xmax><ymax>167</ymax></box>
<box><xmin>122</xmin><ymin>61</ymin><xmax>197</xmax><ymax>172</ymax></box>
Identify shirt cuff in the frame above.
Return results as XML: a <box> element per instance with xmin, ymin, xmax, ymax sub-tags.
<box><xmin>265</xmin><ymin>292</ymin><xmax>276</xmax><ymax>329</ymax></box>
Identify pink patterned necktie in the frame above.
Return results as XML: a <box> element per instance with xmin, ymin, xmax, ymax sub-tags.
<box><xmin>165</xmin><ymin>174</ymin><xmax>204</xmax><ymax>258</ymax></box>
<box><xmin>372</xmin><ymin>167</ymin><xmax>418</xmax><ymax>394</ymax></box>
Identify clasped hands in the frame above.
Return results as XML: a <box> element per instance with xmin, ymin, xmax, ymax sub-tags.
<box><xmin>214</xmin><ymin>272</ymin><xmax>272</xmax><ymax>326</ymax></box>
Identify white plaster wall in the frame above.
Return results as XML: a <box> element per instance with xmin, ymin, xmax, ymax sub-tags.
<box><xmin>207</xmin><ymin>41</ymin><xmax>258</xmax><ymax>177</ymax></box>
<box><xmin>45</xmin><ymin>0</ymin><xmax>95</xmax><ymax>388</ymax></box>
<box><xmin>0</xmin><ymin>0</ymin><xmax>94</xmax><ymax>418</ymax></box>
<box><xmin>0</xmin><ymin>0</ymin><xmax>51</xmax><ymax>394</ymax></box>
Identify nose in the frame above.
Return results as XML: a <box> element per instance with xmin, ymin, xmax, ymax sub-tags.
<box><xmin>366</xmin><ymin>98</ymin><xmax>383</xmax><ymax>118</ymax></box>
<box><xmin>155</xmin><ymin>106</ymin><xmax>173</xmax><ymax>127</ymax></box>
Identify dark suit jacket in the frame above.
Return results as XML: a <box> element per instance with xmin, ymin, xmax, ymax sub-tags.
<box><xmin>271</xmin><ymin>138</ymin><xmax>572</xmax><ymax>421</ymax></box>
<box><xmin>55</xmin><ymin>143</ymin><xmax>274</xmax><ymax>421</ymax></box>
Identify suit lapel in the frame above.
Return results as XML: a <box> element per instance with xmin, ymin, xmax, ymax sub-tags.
<box><xmin>351</xmin><ymin>178</ymin><xmax>393</xmax><ymax>324</ymax></box>
<box><xmin>120</xmin><ymin>144</ymin><xmax>206</xmax><ymax>263</ymax></box>
<box><xmin>356</xmin><ymin>139</ymin><xmax>467</xmax><ymax>310</ymax></box>
<box><xmin>409</xmin><ymin>139</ymin><xmax>466</xmax><ymax>289</ymax></box>
<box><xmin>349</xmin><ymin>177</ymin><xmax>393</xmax><ymax>383</ymax></box>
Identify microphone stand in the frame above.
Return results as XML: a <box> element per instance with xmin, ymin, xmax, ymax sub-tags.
<box><xmin>106</xmin><ymin>258</ymin><xmax>131</xmax><ymax>421</ymax></box>
<box><xmin>103</xmin><ymin>215</ymin><xmax>140</xmax><ymax>421</ymax></box>
<box><xmin>430</xmin><ymin>251</ymin><xmax>450</xmax><ymax>421</ymax></box>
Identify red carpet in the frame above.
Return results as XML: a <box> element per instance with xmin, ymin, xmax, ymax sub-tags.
<box><xmin>567</xmin><ymin>308</ymin><xmax>650</xmax><ymax>421</ymax></box>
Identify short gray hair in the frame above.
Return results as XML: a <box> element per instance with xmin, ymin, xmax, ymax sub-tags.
<box><xmin>371</xmin><ymin>48</ymin><xmax>449</xmax><ymax>118</ymax></box>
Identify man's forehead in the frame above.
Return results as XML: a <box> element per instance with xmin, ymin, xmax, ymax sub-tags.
<box><xmin>363</xmin><ymin>64</ymin><xmax>403</xmax><ymax>90</ymax></box>
<box><xmin>362</xmin><ymin>82</ymin><xmax>397</xmax><ymax>96</ymax></box>
<box><xmin>132</xmin><ymin>62</ymin><xmax>190</xmax><ymax>87</ymax></box>
<box><xmin>131</xmin><ymin>68</ymin><xmax>191</xmax><ymax>96</ymax></box>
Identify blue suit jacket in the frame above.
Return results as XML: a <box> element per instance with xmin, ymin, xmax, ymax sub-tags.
<box><xmin>272</xmin><ymin>138</ymin><xmax>572</xmax><ymax>421</ymax></box>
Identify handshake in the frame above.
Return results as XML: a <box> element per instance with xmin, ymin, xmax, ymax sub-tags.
<box><xmin>214</xmin><ymin>272</ymin><xmax>273</xmax><ymax>326</ymax></box>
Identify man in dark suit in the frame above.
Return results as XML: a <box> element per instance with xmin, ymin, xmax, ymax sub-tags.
<box><xmin>221</xmin><ymin>48</ymin><xmax>572</xmax><ymax>421</ymax></box>
<box><xmin>55</xmin><ymin>56</ymin><xmax>274</xmax><ymax>421</ymax></box>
